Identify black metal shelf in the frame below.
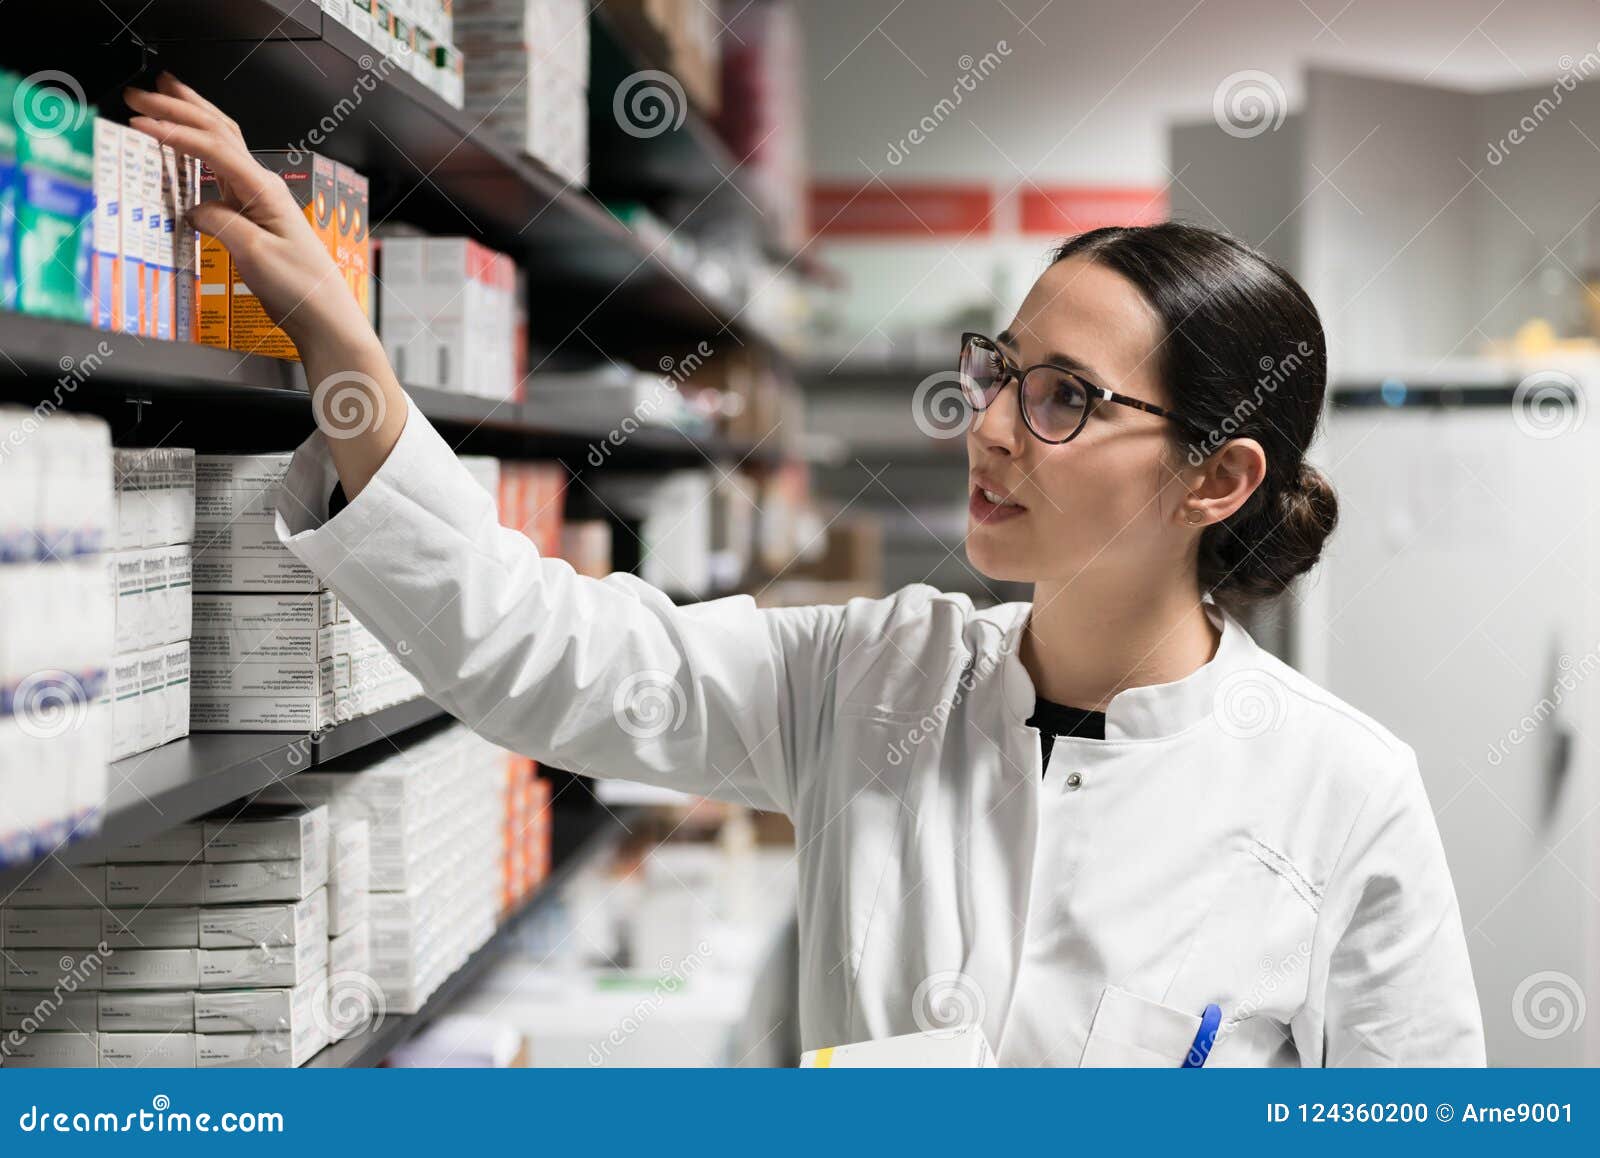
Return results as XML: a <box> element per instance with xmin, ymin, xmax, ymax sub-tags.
<box><xmin>21</xmin><ymin>0</ymin><xmax>792</xmax><ymax>364</ymax></box>
<box><xmin>0</xmin><ymin>699</ymin><xmax>447</xmax><ymax>895</ymax></box>
<box><xmin>0</xmin><ymin>315</ymin><xmax>780</xmax><ymax>467</ymax></box>
<box><xmin>305</xmin><ymin>801</ymin><xmax>636</xmax><ymax>1068</ymax></box>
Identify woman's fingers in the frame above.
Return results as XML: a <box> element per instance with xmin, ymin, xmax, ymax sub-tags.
<box><xmin>126</xmin><ymin>116</ymin><xmax>269</xmax><ymax>204</ymax></box>
<box><xmin>123</xmin><ymin>87</ymin><xmax>215</xmax><ymax>132</ymax></box>
<box><xmin>154</xmin><ymin>71</ymin><xmax>245</xmax><ymax>144</ymax></box>
<box><xmin>187</xmin><ymin>200</ymin><xmax>266</xmax><ymax>256</ymax></box>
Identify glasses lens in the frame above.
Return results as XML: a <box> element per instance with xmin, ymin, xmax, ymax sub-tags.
<box><xmin>959</xmin><ymin>337</ymin><xmax>1005</xmax><ymax>408</ymax></box>
<box><xmin>1023</xmin><ymin>367</ymin><xmax>1090</xmax><ymax>441</ymax></box>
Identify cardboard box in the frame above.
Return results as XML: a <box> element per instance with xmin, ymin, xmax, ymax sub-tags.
<box><xmin>1</xmin><ymin>907</ymin><xmax>103</xmax><ymax>948</ymax></box>
<box><xmin>7</xmin><ymin>865</ymin><xmax>107</xmax><ymax>907</ymax></box>
<box><xmin>202</xmin><ymin>855</ymin><xmax>329</xmax><ymax>905</ymax></box>
<box><xmin>197</xmin><ymin>161</ymin><xmax>228</xmax><ymax>347</ymax></box>
<box><xmin>199</xmin><ymin>935</ymin><xmax>328</xmax><ymax>989</ymax></box>
<box><xmin>5</xmin><ymin>1031</ymin><xmax>100</xmax><ymax>1068</ymax></box>
<box><xmin>14</xmin><ymin>75</ymin><xmax>95</xmax><ymax>321</ymax></box>
<box><xmin>137</xmin><ymin>134</ymin><xmax>163</xmax><ymax>336</ymax></box>
<box><xmin>194</xmin><ymin>980</ymin><xmax>319</xmax><ymax>1033</ymax></box>
<box><xmin>99</xmin><ymin>948</ymin><xmax>202</xmax><ymax>991</ymax></box>
<box><xmin>102</xmin><ymin>906</ymin><xmax>202</xmax><ymax>949</ymax></box>
<box><xmin>5</xmin><ymin>949</ymin><xmax>108</xmax><ymax>990</ymax></box>
<box><xmin>229</xmin><ymin>152</ymin><xmax>337</xmax><ymax>359</ymax></box>
<box><xmin>92</xmin><ymin>118</ymin><xmax>122</xmax><ymax>330</ymax></box>
<box><xmin>100</xmin><ymin>1031</ymin><xmax>197</xmax><ymax>1067</ymax></box>
<box><xmin>329</xmin><ymin>919</ymin><xmax>371</xmax><ymax>977</ymax></box>
<box><xmin>0</xmin><ymin>72</ymin><xmax>18</xmax><ymax>308</ymax></box>
<box><xmin>335</xmin><ymin>163</ymin><xmax>370</xmax><ymax>322</ymax></box>
<box><xmin>203</xmin><ymin>804</ymin><xmax>328</xmax><ymax>864</ymax></box>
<box><xmin>799</xmin><ymin>1024</ymin><xmax>997</xmax><ymax>1068</ymax></box>
<box><xmin>97</xmin><ymin>990</ymin><xmax>195</xmax><ymax>1032</ymax></box>
<box><xmin>105</xmin><ymin>862</ymin><xmax>206</xmax><ymax>907</ymax></box>
<box><xmin>118</xmin><ymin>127</ymin><xmax>146</xmax><ymax>333</ymax></box>
<box><xmin>1</xmin><ymin>989</ymin><xmax>99</xmax><ymax>1033</ymax></box>
<box><xmin>200</xmin><ymin>887</ymin><xmax>328</xmax><ymax>949</ymax></box>
<box><xmin>197</xmin><ymin>1023</ymin><xmax>326</xmax><ymax>1068</ymax></box>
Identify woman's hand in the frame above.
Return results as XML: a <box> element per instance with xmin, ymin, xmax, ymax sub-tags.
<box><xmin>124</xmin><ymin>72</ymin><xmax>371</xmax><ymax>362</ymax></box>
<box><xmin>124</xmin><ymin>72</ymin><xmax>406</xmax><ymax>499</ymax></box>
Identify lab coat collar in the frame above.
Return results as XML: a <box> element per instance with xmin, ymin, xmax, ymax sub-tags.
<box><xmin>1000</xmin><ymin>596</ymin><xmax>1262</xmax><ymax>743</ymax></box>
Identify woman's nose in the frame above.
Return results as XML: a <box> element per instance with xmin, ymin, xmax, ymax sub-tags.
<box><xmin>971</xmin><ymin>375</ymin><xmax>1026</xmax><ymax>455</ymax></box>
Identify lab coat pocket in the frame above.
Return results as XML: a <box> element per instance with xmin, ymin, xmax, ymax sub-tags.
<box><xmin>1079</xmin><ymin>984</ymin><xmax>1202</xmax><ymax>1067</ymax></box>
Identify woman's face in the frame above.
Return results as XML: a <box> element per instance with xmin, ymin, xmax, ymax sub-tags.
<box><xmin>965</xmin><ymin>256</ymin><xmax>1194</xmax><ymax>586</ymax></box>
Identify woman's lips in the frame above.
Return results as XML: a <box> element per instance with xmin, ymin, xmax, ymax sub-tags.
<box><xmin>969</xmin><ymin>484</ymin><xmax>1027</xmax><ymax>525</ymax></box>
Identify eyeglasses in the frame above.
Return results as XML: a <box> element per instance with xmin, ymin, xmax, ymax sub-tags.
<box><xmin>958</xmin><ymin>332</ymin><xmax>1203</xmax><ymax>446</ymax></box>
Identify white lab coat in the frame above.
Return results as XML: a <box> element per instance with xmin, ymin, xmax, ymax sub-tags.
<box><xmin>275</xmin><ymin>397</ymin><xmax>1486</xmax><ymax>1067</ymax></box>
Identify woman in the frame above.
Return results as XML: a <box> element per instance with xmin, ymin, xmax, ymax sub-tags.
<box><xmin>127</xmin><ymin>74</ymin><xmax>1485</xmax><ymax>1067</ymax></box>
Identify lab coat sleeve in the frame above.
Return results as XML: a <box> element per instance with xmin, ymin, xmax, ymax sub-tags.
<box><xmin>272</xmin><ymin>395</ymin><xmax>845</xmax><ymax>815</ymax></box>
<box><xmin>1317</xmin><ymin>748</ymin><xmax>1486</xmax><ymax>1066</ymax></box>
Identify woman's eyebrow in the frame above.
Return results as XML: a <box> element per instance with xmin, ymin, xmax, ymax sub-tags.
<box><xmin>996</xmin><ymin>330</ymin><xmax>1103</xmax><ymax>382</ymax></box>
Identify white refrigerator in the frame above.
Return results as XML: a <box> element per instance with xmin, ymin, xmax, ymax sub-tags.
<box><xmin>1304</xmin><ymin>357</ymin><xmax>1600</xmax><ymax>1065</ymax></box>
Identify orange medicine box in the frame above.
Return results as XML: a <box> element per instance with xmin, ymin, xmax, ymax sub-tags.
<box><xmin>197</xmin><ymin>162</ymin><xmax>229</xmax><ymax>348</ymax></box>
<box><xmin>333</xmin><ymin>164</ymin><xmax>370</xmax><ymax>324</ymax></box>
<box><xmin>229</xmin><ymin>152</ymin><xmax>338</xmax><ymax>360</ymax></box>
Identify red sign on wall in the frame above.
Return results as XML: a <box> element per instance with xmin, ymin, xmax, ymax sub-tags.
<box><xmin>1019</xmin><ymin>186</ymin><xmax>1167</xmax><ymax>234</ymax></box>
<box><xmin>809</xmin><ymin>183</ymin><xmax>996</xmax><ymax>237</ymax></box>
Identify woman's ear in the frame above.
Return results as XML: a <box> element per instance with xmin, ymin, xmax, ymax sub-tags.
<box><xmin>1178</xmin><ymin>438</ymin><xmax>1267</xmax><ymax>528</ymax></box>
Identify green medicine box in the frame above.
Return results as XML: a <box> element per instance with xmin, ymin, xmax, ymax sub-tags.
<box><xmin>14</xmin><ymin>75</ymin><xmax>95</xmax><ymax>322</ymax></box>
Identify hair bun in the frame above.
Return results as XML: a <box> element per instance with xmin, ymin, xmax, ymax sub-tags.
<box><xmin>1201</xmin><ymin>460</ymin><xmax>1338</xmax><ymax>602</ymax></box>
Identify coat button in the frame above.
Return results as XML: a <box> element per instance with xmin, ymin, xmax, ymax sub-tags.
<box><xmin>1065</xmin><ymin>771</ymin><xmax>1083</xmax><ymax>790</ymax></box>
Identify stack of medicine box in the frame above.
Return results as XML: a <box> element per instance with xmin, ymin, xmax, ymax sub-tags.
<box><xmin>377</xmin><ymin>235</ymin><xmax>520</xmax><ymax>401</ymax></box>
<box><xmin>0</xmin><ymin>410</ymin><xmax>114</xmax><ymax>865</ymax></box>
<box><xmin>0</xmin><ymin>805</ymin><xmax>332</xmax><ymax>1067</ymax></box>
<box><xmin>105</xmin><ymin>447</ymin><xmax>195</xmax><ymax>761</ymax></box>
<box><xmin>328</xmin><ymin>1</ymin><xmax>465</xmax><ymax>108</ymax></box>
<box><xmin>0</xmin><ymin>72</ymin><xmax>95</xmax><ymax>321</ymax></box>
<box><xmin>500</xmin><ymin>752</ymin><xmax>550</xmax><ymax>915</ymax></box>
<box><xmin>188</xmin><ymin>454</ymin><xmax>422</xmax><ymax>732</ymax></box>
<box><xmin>455</xmin><ymin>0</ymin><xmax>590</xmax><ymax>186</ymax></box>
<box><xmin>258</xmin><ymin>725</ymin><xmax>504</xmax><ymax>1014</ymax></box>
<box><xmin>91</xmin><ymin>119</ymin><xmax>201</xmax><ymax>340</ymax></box>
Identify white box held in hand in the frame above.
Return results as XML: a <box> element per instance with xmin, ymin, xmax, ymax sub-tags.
<box><xmin>799</xmin><ymin>1024</ymin><xmax>997</xmax><ymax>1068</ymax></box>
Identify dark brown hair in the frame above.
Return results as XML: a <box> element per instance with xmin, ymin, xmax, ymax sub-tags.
<box><xmin>1052</xmin><ymin>222</ymin><xmax>1338</xmax><ymax>603</ymax></box>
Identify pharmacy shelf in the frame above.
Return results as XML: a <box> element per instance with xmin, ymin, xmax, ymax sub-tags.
<box><xmin>34</xmin><ymin>0</ymin><xmax>791</xmax><ymax>364</ymax></box>
<box><xmin>305</xmin><ymin>799</ymin><xmax>637</xmax><ymax>1068</ymax></box>
<box><xmin>0</xmin><ymin>315</ymin><xmax>779</xmax><ymax>467</ymax></box>
<box><xmin>0</xmin><ymin>699</ymin><xmax>446</xmax><ymax>897</ymax></box>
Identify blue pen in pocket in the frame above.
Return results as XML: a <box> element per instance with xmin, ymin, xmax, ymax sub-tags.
<box><xmin>1183</xmin><ymin>1003</ymin><xmax>1223</xmax><ymax>1068</ymax></box>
